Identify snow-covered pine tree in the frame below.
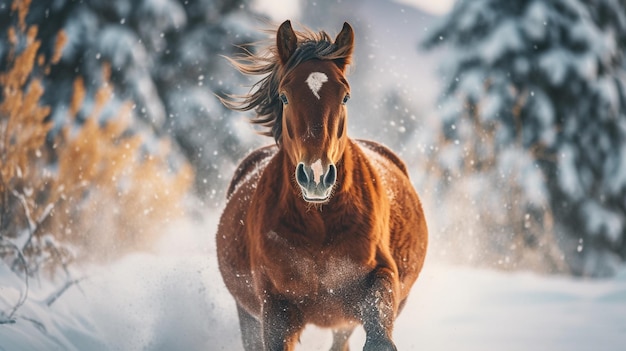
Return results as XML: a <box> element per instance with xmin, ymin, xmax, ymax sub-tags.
<box><xmin>0</xmin><ymin>0</ymin><xmax>260</xmax><ymax>201</ymax></box>
<box><xmin>423</xmin><ymin>0</ymin><xmax>626</xmax><ymax>276</ymax></box>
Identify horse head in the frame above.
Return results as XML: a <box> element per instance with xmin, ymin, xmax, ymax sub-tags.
<box><xmin>276</xmin><ymin>21</ymin><xmax>354</xmax><ymax>203</ymax></box>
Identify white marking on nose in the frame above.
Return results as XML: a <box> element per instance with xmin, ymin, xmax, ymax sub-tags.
<box><xmin>311</xmin><ymin>159</ymin><xmax>323</xmax><ymax>184</ymax></box>
<box><xmin>306</xmin><ymin>72</ymin><xmax>328</xmax><ymax>99</ymax></box>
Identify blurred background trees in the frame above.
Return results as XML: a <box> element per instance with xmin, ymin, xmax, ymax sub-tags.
<box><xmin>1</xmin><ymin>0</ymin><xmax>625</xmax><ymax>278</ymax></box>
<box><xmin>423</xmin><ymin>0</ymin><xmax>626</xmax><ymax>276</ymax></box>
<box><xmin>0</xmin><ymin>0</ymin><xmax>192</xmax><ymax>278</ymax></box>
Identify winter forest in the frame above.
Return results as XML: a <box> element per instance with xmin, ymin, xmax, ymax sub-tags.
<box><xmin>1</xmin><ymin>0</ymin><xmax>625</xmax><ymax>350</ymax></box>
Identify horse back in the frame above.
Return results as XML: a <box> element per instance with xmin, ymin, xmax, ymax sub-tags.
<box><xmin>226</xmin><ymin>144</ymin><xmax>278</xmax><ymax>198</ymax></box>
<box><xmin>218</xmin><ymin>145</ymin><xmax>278</xmax><ymax>316</ymax></box>
<box><xmin>355</xmin><ymin>139</ymin><xmax>409</xmax><ymax>176</ymax></box>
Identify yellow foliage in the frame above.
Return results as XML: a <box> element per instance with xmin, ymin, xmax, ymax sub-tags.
<box><xmin>11</xmin><ymin>0</ymin><xmax>32</xmax><ymax>32</ymax></box>
<box><xmin>0</xmin><ymin>25</ymin><xmax>50</xmax><ymax>195</ymax></box>
<box><xmin>47</xmin><ymin>70</ymin><xmax>193</xmax><ymax>259</ymax></box>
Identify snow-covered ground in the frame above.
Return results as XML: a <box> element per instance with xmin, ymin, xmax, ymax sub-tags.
<box><xmin>1</xmin><ymin>214</ymin><xmax>625</xmax><ymax>351</ymax></box>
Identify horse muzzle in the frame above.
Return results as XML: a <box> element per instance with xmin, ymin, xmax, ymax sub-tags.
<box><xmin>295</xmin><ymin>161</ymin><xmax>336</xmax><ymax>203</ymax></box>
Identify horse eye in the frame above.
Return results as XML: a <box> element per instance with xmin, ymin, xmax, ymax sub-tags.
<box><xmin>342</xmin><ymin>94</ymin><xmax>350</xmax><ymax>105</ymax></box>
<box><xmin>279</xmin><ymin>93</ymin><xmax>289</xmax><ymax>105</ymax></box>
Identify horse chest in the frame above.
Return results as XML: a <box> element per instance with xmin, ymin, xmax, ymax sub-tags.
<box><xmin>260</xmin><ymin>228</ymin><xmax>372</xmax><ymax>299</ymax></box>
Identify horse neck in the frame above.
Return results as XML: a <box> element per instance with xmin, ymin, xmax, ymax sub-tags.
<box><xmin>335</xmin><ymin>139</ymin><xmax>358</xmax><ymax>196</ymax></box>
<box><xmin>275</xmin><ymin>149</ymin><xmax>305</xmax><ymax>204</ymax></box>
<box><xmin>337</xmin><ymin>139</ymin><xmax>385</xmax><ymax>201</ymax></box>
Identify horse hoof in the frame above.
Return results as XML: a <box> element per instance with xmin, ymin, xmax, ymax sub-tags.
<box><xmin>363</xmin><ymin>338</ymin><xmax>397</xmax><ymax>351</ymax></box>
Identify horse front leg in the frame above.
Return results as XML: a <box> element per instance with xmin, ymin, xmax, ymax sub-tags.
<box><xmin>330</xmin><ymin>327</ymin><xmax>355</xmax><ymax>351</ymax></box>
<box><xmin>261</xmin><ymin>294</ymin><xmax>304</xmax><ymax>351</ymax></box>
<box><xmin>359</xmin><ymin>266</ymin><xmax>399</xmax><ymax>351</ymax></box>
<box><xmin>236</xmin><ymin>304</ymin><xmax>263</xmax><ymax>351</ymax></box>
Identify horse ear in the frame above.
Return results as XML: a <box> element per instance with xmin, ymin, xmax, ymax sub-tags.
<box><xmin>277</xmin><ymin>20</ymin><xmax>298</xmax><ymax>64</ymax></box>
<box><xmin>334</xmin><ymin>22</ymin><xmax>354</xmax><ymax>71</ymax></box>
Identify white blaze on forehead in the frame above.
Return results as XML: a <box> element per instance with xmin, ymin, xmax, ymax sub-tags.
<box><xmin>311</xmin><ymin>159</ymin><xmax>324</xmax><ymax>183</ymax></box>
<box><xmin>306</xmin><ymin>72</ymin><xmax>328</xmax><ymax>99</ymax></box>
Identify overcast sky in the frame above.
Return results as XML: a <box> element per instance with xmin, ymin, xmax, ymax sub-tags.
<box><xmin>251</xmin><ymin>0</ymin><xmax>453</xmax><ymax>21</ymax></box>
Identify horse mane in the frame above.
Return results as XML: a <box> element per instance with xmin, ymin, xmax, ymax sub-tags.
<box><xmin>220</xmin><ymin>24</ymin><xmax>353</xmax><ymax>144</ymax></box>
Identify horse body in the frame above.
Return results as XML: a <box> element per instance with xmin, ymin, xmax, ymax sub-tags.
<box><xmin>216</xmin><ymin>20</ymin><xmax>427</xmax><ymax>351</ymax></box>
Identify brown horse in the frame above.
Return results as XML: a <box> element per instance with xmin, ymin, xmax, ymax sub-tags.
<box><xmin>217</xmin><ymin>20</ymin><xmax>428</xmax><ymax>351</ymax></box>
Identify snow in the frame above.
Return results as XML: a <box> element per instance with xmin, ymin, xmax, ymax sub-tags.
<box><xmin>530</xmin><ymin>89</ymin><xmax>555</xmax><ymax>133</ymax></box>
<box><xmin>499</xmin><ymin>148</ymin><xmax>548</xmax><ymax>206</ymax></box>
<box><xmin>136</xmin><ymin>0</ymin><xmax>187</xmax><ymax>47</ymax></box>
<box><xmin>539</xmin><ymin>49</ymin><xmax>571</xmax><ymax>86</ymax></box>
<box><xmin>480</xmin><ymin>90</ymin><xmax>503</xmax><ymax>122</ymax></box>
<box><xmin>582</xmin><ymin>200</ymin><xmax>624</xmax><ymax>244</ymax></box>
<box><xmin>607</xmin><ymin>144</ymin><xmax>626</xmax><ymax>194</ymax></box>
<box><xmin>522</xmin><ymin>1</ymin><xmax>549</xmax><ymax>41</ymax></box>
<box><xmin>2</xmin><ymin>213</ymin><xmax>625</xmax><ymax>351</ymax></box>
<box><xmin>479</xmin><ymin>20</ymin><xmax>524</xmax><ymax>65</ymax></box>
<box><xmin>597</xmin><ymin>76</ymin><xmax>620</xmax><ymax>117</ymax></box>
<box><xmin>557</xmin><ymin>144</ymin><xmax>584</xmax><ymax>200</ymax></box>
<box><xmin>455</xmin><ymin>70</ymin><xmax>486</xmax><ymax>102</ymax></box>
<box><xmin>97</xmin><ymin>26</ymin><xmax>146</xmax><ymax>71</ymax></box>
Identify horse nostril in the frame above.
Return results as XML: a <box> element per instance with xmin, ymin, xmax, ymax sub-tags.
<box><xmin>296</xmin><ymin>163</ymin><xmax>310</xmax><ymax>187</ymax></box>
<box><xmin>324</xmin><ymin>164</ymin><xmax>336</xmax><ymax>187</ymax></box>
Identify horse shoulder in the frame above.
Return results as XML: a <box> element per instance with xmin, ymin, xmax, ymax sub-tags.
<box><xmin>354</xmin><ymin>140</ymin><xmax>427</xmax><ymax>295</ymax></box>
<box><xmin>354</xmin><ymin>139</ymin><xmax>409</xmax><ymax>176</ymax></box>
<box><xmin>226</xmin><ymin>145</ymin><xmax>278</xmax><ymax>199</ymax></box>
